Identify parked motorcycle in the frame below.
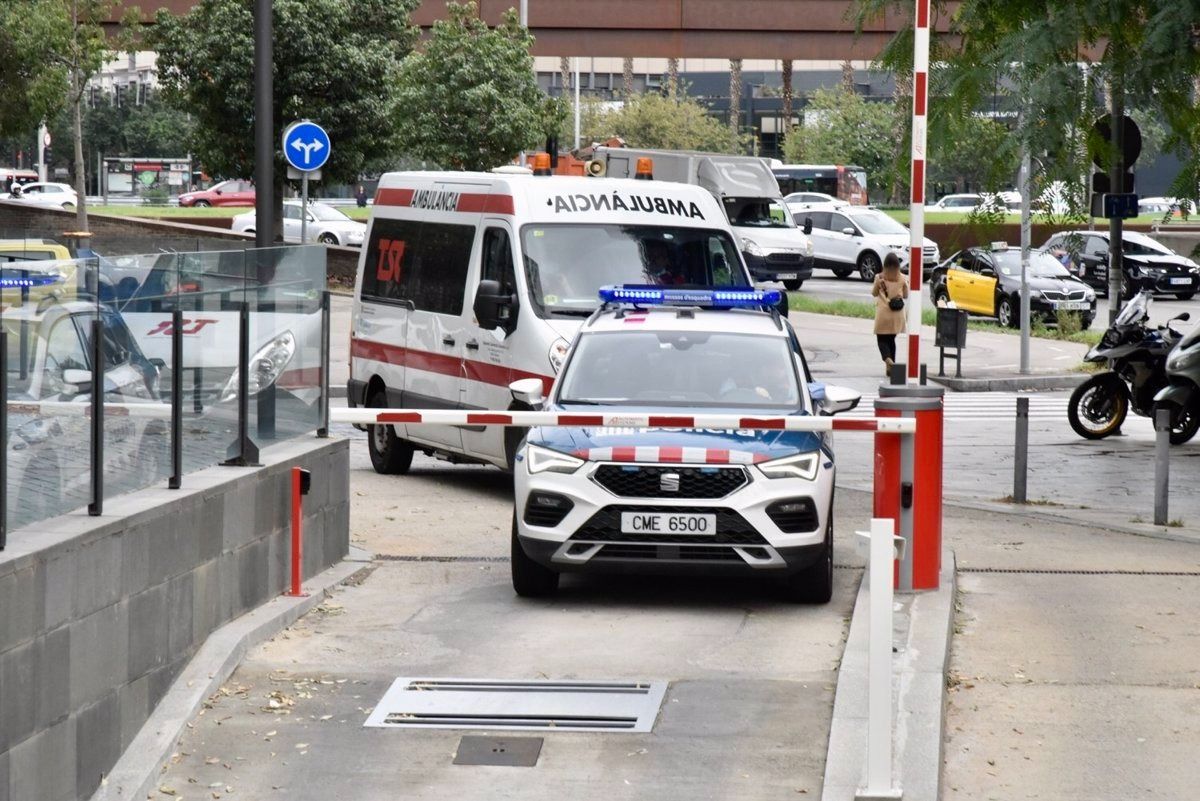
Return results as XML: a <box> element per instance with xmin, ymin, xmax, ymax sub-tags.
<box><xmin>1153</xmin><ymin>316</ymin><xmax>1200</xmax><ymax>444</ymax></box>
<box><xmin>1067</xmin><ymin>291</ymin><xmax>1192</xmax><ymax>440</ymax></box>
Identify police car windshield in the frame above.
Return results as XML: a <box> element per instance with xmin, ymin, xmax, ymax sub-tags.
<box><xmin>521</xmin><ymin>225</ymin><xmax>749</xmax><ymax>317</ymax></box>
<box><xmin>558</xmin><ymin>331</ymin><xmax>802</xmax><ymax>409</ymax></box>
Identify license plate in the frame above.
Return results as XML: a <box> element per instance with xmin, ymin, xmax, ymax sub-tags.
<box><xmin>1171</xmin><ymin>277</ymin><xmax>1192</xmax><ymax>286</ymax></box>
<box><xmin>620</xmin><ymin>512</ymin><xmax>717</xmax><ymax>536</ymax></box>
<box><xmin>776</xmin><ymin>273</ymin><xmax>798</xmax><ymax>280</ymax></box>
<box><xmin>1054</xmin><ymin>301</ymin><xmax>1088</xmax><ymax>310</ymax></box>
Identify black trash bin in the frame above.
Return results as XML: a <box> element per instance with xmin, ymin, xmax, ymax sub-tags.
<box><xmin>935</xmin><ymin>307</ymin><xmax>968</xmax><ymax>377</ymax></box>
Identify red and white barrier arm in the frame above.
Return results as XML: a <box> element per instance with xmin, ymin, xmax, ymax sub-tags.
<box><xmin>5</xmin><ymin>401</ymin><xmax>173</xmax><ymax>419</ymax></box>
<box><xmin>907</xmin><ymin>0</ymin><xmax>932</xmax><ymax>381</ymax></box>
<box><xmin>330</xmin><ymin>407</ymin><xmax>917</xmax><ymax>434</ymax></box>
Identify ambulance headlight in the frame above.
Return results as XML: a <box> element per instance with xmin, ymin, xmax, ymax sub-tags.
<box><xmin>757</xmin><ymin>451</ymin><xmax>820</xmax><ymax>481</ymax></box>
<box><xmin>548</xmin><ymin>337</ymin><xmax>570</xmax><ymax>374</ymax></box>
<box><xmin>741</xmin><ymin>238</ymin><xmax>765</xmax><ymax>258</ymax></box>
<box><xmin>526</xmin><ymin>444</ymin><xmax>584</xmax><ymax>475</ymax></box>
<box><xmin>220</xmin><ymin>330</ymin><xmax>296</xmax><ymax>401</ymax></box>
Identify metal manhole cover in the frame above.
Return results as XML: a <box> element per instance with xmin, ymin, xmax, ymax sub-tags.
<box><xmin>453</xmin><ymin>735</ymin><xmax>543</xmax><ymax>767</ymax></box>
<box><xmin>364</xmin><ymin>678</ymin><xmax>668</xmax><ymax>733</ymax></box>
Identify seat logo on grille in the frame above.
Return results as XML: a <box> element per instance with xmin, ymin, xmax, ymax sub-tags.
<box><xmin>659</xmin><ymin>473</ymin><xmax>681</xmax><ymax>492</ymax></box>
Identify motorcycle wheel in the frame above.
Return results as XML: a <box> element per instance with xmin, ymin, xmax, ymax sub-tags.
<box><xmin>1160</xmin><ymin>401</ymin><xmax>1200</xmax><ymax>445</ymax></box>
<box><xmin>1068</xmin><ymin>374</ymin><xmax>1129</xmax><ymax>439</ymax></box>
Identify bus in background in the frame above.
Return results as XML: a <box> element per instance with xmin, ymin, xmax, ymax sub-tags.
<box><xmin>0</xmin><ymin>168</ymin><xmax>40</xmax><ymax>193</ymax></box>
<box><xmin>770</xmin><ymin>164</ymin><xmax>869</xmax><ymax>206</ymax></box>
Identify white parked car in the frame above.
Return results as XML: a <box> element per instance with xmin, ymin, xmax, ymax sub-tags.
<box><xmin>791</xmin><ymin>206</ymin><xmax>939</xmax><ymax>281</ymax></box>
<box><xmin>784</xmin><ymin>191</ymin><xmax>849</xmax><ymax>210</ymax></box>
<box><xmin>925</xmin><ymin>193</ymin><xmax>985</xmax><ymax>213</ymax></box>
<box><xmin>232</xmin><ymin>201</ymin><xmax>366</xmax><ymax>247</ymax></box>
<box><xmin>6</xmin><ymin>182</ymin><xmax>78</xmax><ymax>210</ymax></box>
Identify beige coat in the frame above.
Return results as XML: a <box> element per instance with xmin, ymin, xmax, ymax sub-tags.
<box><xmin>871</xmin><ymin>274</ymin><xmax>909</xmax><ymax>335</ymax></box>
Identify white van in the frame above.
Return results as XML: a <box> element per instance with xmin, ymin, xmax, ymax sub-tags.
<box><xmin>349</xmin><ymin>166</ymin><xmax>758</xmax><ymax>473</ymax></box>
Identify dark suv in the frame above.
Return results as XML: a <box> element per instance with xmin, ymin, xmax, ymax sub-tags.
<box><xmin>1042</xmin><ymin>230</ymin><xmax>1200</xmax><ymax>300</ymax></box>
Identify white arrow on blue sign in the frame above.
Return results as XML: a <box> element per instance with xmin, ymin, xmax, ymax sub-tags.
<box><xmin>282</xmin><ymin>120</ymin><xmax>331</xmax><ymax>172</ymax></box>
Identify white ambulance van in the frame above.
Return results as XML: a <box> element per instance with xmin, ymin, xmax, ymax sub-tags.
<box><xmin>349</xmin><ymin>159</ymin><xmax>758</xmax><ymax>474</ymax></box>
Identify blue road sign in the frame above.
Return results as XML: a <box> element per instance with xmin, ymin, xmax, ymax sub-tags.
<box><xmin>282</xmin><ymin>121</ymin><xmax>331</xmax><ymax>172</ymax></box>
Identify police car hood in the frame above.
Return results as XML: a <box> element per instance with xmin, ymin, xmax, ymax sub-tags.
<box><xmin>530</xmin><ymin>404</ymin><xmax>826</xmax><ymax>464</ymax></box>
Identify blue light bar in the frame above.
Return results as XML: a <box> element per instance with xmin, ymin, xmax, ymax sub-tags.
<box><xmin>599</xmin><ymin>284</ymin><xmax>782</xmax><ymax>308</ymax></box>
<box><xmin>0</xmin><ymin>274</ymin><xmax>63</xmax><ymax>289</ymax></box>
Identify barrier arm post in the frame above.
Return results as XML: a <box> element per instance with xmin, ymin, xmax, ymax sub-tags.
<box><xmin>855</xmin><ymin>517</ymin><xmax>904</xmax><ymax>800</ymax></box>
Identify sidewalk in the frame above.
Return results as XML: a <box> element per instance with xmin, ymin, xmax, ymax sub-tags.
<box><xmin>788</xmin><ymin>310</ymin><xmax>1090</xmax><ymax>394</ymax></box>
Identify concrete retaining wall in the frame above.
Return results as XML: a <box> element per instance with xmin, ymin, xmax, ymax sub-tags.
<box><xmin>0</xmin><ymin>436</ymin><xmax>349</xmax><ymax>801</ymax></box>
<box><xmin>0</xmin><ymin>202</ymin><xmax>360</xmax><ymax>288</ymax></box>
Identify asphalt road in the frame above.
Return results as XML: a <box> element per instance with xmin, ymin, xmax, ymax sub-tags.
<box><xmin>790</xmin><ymin>274</ymin><xmax>1200</xmax><ymax>332</ymax></box>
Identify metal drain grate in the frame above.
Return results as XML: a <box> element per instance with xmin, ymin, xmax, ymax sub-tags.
<box><xmin>364</xmin><ymin>678</ymin><xmax>668</xmax><ymax>733</ymax></box>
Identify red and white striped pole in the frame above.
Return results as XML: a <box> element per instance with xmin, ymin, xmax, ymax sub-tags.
<box><xmin>907</xmin><ymin>0</ymin><xmax>932</xmax><ymax>382</ymax></box>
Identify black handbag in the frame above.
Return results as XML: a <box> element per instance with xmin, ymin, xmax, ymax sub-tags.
<box><xmin>886</xmin><ymin>284</ymin><xmax>905</xmax><ymax>311</ymax></box>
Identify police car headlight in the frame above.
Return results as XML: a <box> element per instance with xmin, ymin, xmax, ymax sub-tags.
<box><xmin>757</xmin><ymin>451</ymin><xmax>820</xmax><ymax>481</ymax></box>
<box><xmin>548</xmin><ymin>338</ymin><xmax>570</xmax><ymax>374</ymax></box>
<box><xmin>526</xmin><ymin>444</ymin><xmax>584</xmax><ymax>475</ymax></box>
<box><xmin>741</xmin><ymin>238</ymin><xmax>765</xmax><ymax>257</ymax></box>
<box><xmin>220</xmin><ymin>330</ymin><xmax>296</xmax><ymax>401</ymax></box>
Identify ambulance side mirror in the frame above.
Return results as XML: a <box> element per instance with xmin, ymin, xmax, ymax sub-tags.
<box><xmin>509</xmin><ymin>377</ymin><xmax>545</xmax><ymax>407</ymax></box>
<box><xmin>474</xmin><ymin>279</ymin><xmax>517</xmax><ymax>332</ymax></box>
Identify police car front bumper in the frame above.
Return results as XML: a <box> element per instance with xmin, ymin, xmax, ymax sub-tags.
<box><xmin>514</xmin><ymin>456</ymin><xmax>833</xmax><ymax>576</ymax></box>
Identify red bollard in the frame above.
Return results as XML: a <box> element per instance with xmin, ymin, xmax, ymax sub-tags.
<box><xmin>873</xmin><ymin>384</ymin><xmax>944</xmax><ymax>590</ymax></box>
<box><xmin>286</xmin><ymin>467</ymin><xmax>312</xmax><ymax>597</ymax></box>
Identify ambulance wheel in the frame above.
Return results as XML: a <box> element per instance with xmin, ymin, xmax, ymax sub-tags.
<box><xmin>779</xmin><ymin>510</ymin><xmax>833</xmax><ymax>604</ymax></box>
<box><xmin>783</xmin><ymin>279</ymin><xmax>803</xmax><ymax>291</ymax></box>
<box><xmin>366</xmin><ymin>388</ymin><xmax>413</xmax><ymax>474</ymax></box>
<box><xmin>511</xmin><ymin>514</ymin><xmax>559</xmax><ymax>597</ymax></box>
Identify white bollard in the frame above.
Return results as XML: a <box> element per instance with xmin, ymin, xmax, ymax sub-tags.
<box><xmin>855</xmin><ymin>518</ymin><xmax>904</xmax><ymax>800</ymax></box>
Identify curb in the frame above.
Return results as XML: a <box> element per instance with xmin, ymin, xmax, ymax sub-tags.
<box><xmin>91</xmin><ymin>558</ymin><xmax>372</xmax><ymax>801</ymax></box>
<box><xmin>838</xmin><ymin>482</ymin><xmax>1200</xmax><ymax>544</ymax></box>
<box><xmin>929</xmin><ymin>373</ymin><xmax>1087</xmax><ymax>392</ymax></box>
<box><xmin>822</xmin><ymin>550</ymin><xmax>956</xmax><ymax>801</ymax></box>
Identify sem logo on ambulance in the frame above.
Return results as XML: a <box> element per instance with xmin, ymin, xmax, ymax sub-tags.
<box><xmin>409</xmin><ymin>189</ymin><xmax>462</xmax><ymax>212</ymax></box>
<box><xmin>549</xmin><ymin>193</ymin><xmax>705</xmax><ymax>220</ymax></box>
<box><xmin>376</xmin><ymin>239</ymin><xmax>406</xmax><ymax>282</ymax></box>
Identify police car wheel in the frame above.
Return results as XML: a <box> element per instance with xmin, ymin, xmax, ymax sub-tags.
<box><xmin>511</xmin><ymin>514</ymin><xmax>559</xmax><ymax>597</ymax></box>
<box><xmin>778</xmin><ymin>512</ymin><xmax>834</xmax><ymax>604</ymax></box>
<box><xmin>366</xmin><ymin>388</ymin><xmax>414</xmax><ymax>474</ymax></box>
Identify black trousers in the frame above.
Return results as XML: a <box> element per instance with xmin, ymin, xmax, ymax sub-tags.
<box><xmin>876</xmin><ymin>334</ymin><xmax>897</xmax><ymax>361</ymax></box>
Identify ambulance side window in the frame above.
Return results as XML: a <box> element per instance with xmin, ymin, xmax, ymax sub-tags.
<box><xmin>410</xmin><ymin>223</ymin><xmax>473</xmax><ymax>315</ymax></box>
<box><xmin>481</xmin><ymin>227</ymin><xmax>516</xmax><ymax>293</ymax></box>
<box><xmin>361</xmin><ymin>218</ymin><xmax>421</xmax><ymax>304</ymax></box>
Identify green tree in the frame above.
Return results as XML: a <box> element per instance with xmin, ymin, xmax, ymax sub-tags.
<box><xmin>781</xmin><ymin>88</ymin><xmax>898</xmax><ymax>199</ymax></box>
<box><xmin>393</xmin><ymin>2</ymin><xmax>561</xmax><ymax>171</ymax></box>
<box><xmin>929</xmin><ymin>113</ymin><xmax>1019</xmax><ymax>195</ymax></box>
<box><xmin>153</xmin><ymin>0</ymin><xmax>419</xmax><ymax>219</ymax></box>
<box><xmin>0</xmin><ymin>2</ymin><xmax>69</xmax><ymax>140</ymax></box>
<box><xmin>584</xmin><ymin>92</ymin><xmax>744</xmax><ymax>153</ymax></box>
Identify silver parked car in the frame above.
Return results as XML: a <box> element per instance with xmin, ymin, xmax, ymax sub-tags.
<box><xmin>231</xmin><ymin>200</ymin><xmax>366</xmax><ymax>247</ymax></box>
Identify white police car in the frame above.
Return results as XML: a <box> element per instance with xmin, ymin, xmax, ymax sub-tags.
<box><xmin>510</xmin><ymin>286</ymin><xmax>861</xmax><ymax>602</ymax></box>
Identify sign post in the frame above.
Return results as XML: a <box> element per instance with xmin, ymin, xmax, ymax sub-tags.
<box><xmin>282</xmin><ymin>120</ymin><xmax>332</xmax><ymax>244</ymax></box>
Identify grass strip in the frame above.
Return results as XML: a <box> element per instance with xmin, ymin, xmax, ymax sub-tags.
<box><xmin>787</xmin><ymin>293</ymin><xmax>1103</xmax><ymax>346</ymax></box>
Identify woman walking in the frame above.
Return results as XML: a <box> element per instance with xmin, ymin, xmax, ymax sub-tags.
<box><xmin>871</xmin><ymin>252</ymin><xmax>908</xmax><ymax>375</ymax></box>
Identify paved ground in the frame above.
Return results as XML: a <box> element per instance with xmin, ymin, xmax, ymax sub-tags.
<box><xmin>154</xmin><ymin>433</ymin><xmax>869</xmax><ymax>801</ymax></box>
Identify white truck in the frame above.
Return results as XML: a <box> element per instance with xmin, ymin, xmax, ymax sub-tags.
<box><xmin>587</xmin><ymin>147</ymin><xmax>815</xmax><ymax>291</ymax></box>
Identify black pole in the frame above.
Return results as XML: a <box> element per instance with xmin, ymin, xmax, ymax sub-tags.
<box><xmin>318</xmin><ymin>290</ymin><xmax>330</xmax><ymax>438</ymax></box>
<box><xmin>223</xmin><ymin>302</ymin><xmax>260</xmax><ymax>466</ymax></box>
<box><xmin>1107</xmin><ymin>81</ymin><xmax>1125</xmax><ymax>324</ymax></box>
<box><xmin>169</xmin><ymin>309</ymin><xmax>183</xmax><ymax>489</ymax></box>
<box><xmin>254</xmin><ymin>0</ymin><xmax>273</xmax><ymax>249</ymax></box>
<box><xmin>1</xmin><ymin>329</ymin><xmax>7</xmax><ymax>550</ymax></box>
<box><xmin>88</xmin><ymin>318</ymin><xmax>104</xmax><ymax>516</ymax></box>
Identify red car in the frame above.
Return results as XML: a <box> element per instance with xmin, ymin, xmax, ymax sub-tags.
<box><xmin>177</xmin><ymin>179</ymin><xmax>256</xmax><ymax>207</ymax></box>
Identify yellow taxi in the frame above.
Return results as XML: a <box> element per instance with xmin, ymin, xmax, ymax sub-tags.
<box><xmin>930</xmin><ymin>243</ymin><xmax>1097</xmax><ymax>328</ymax></box>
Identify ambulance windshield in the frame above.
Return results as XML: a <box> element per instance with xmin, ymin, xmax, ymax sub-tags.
<box><xmin>521</xmin><ymin>224</ymin><xmax>750</xmax><ymax>317</ymax></box>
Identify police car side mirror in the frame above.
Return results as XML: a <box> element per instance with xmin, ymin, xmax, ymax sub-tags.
<box><xmin>62</xmin><ymin>368</ymin><xmax>93</xmax><ymax>388</ymax></box>
<box><xmin>817</xmin><ymin>384</ymin><xmax>861</xmax><ymax>415</ymax></box>
<box><xmin>509</xmin><ymin>377</ymin><xmax>544</xmax><ymax>407</ymax></box>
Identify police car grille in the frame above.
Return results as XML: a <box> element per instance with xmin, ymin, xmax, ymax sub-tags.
<box><xmin>765</xmin><ymin>498</ymin><xmax>820</xmax><ymax>533</ymax></box>
<box><xmin>765</xmin><ymin>252</ymin><xmax>803</xmax><ymax>265</ymax></box>
<box><xmin>593</xmin><ymin>465</ymin><xmax>748</xmax><ymax>499</ymax></box>
<box><xmin>571</xmin><ymin>506</ymin><xmax>768</xmax><ymax>545</ymax></box>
